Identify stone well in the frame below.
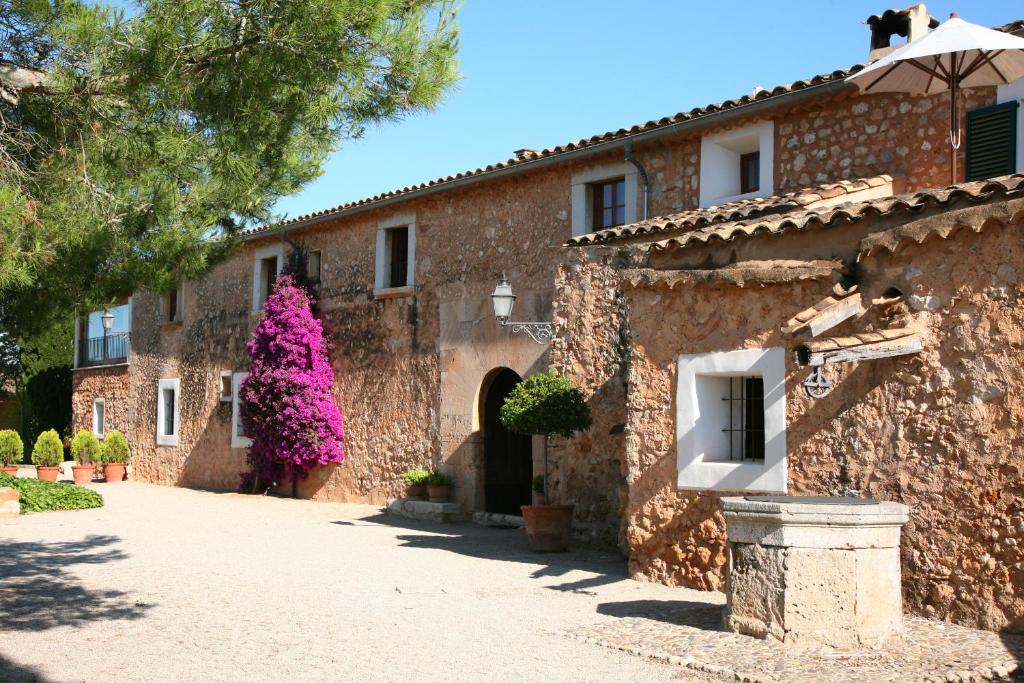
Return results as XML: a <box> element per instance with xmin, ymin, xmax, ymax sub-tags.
<box><xmin>720</xmin><ymin>495</ymin><xmax>909</xmax><ymax>650</ymax></box>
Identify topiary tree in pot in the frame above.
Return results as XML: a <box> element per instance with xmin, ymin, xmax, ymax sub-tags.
<box><xmin>0</xmin><ymin>429</ymin><xmax>23</xmax><ymax>476</ymax></box>
<box><xmin>70</xmin><ymin>430</ymin><xmax>101</xmax><ymax>485</ymax></box>
<box><xmin>31</xmin><ymin>429</ymin><xmax>64</xmax><ymax>481</ymax></box>
<box><xmin>99</xmin><ymin>431</ymin><xmax>131</xmax><ymax>483</ymax></box>
<box><xmin>239</xmin><ymin>275</ymin><xmax>345</xmax><ymax>495</ymax></box>
<box><xmin>500</xmin><ymin>370</ymin><xmax>592</xmax><ymax>552</ymax></box>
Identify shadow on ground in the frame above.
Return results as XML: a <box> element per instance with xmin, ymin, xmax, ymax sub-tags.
<box><xmin>0</xmin><ymin>653</ymin><xmax>52</xmax><ymax>683</ymax></box>
<box><xmin>331</xmin><ymin>513</ymin><xmax>628</xmax><ymax>594</ymax></box>
<box><xmin>597</xmin><ymin>599</ymin><xmax>725</xmax><ymax>632</ymax></box>
<box><xmin>0</xmin><ymin>534</ymin><xmax>152</xmax><ymax>631</ymax></box>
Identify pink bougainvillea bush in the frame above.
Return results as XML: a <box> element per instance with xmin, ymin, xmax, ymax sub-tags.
<box><xmin>240</xmin><ymin>275</ymin><xmax>344</xmax><ymax>491</ymax></box>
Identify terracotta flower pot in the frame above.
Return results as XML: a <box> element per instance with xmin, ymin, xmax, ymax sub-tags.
<box><xmin>104</xmin><ymin>463</ymin><xmax>126</xmax><ymax>483</ymax></box>
<box><xmin>520</xmin><ymin>504</ymin><xmax>574</xmax><ymax>553</ymax></box>
<box><xmin>0</xmin><ymin>465</ymin><xmax>17</xmax><ymax>477</ymax></box>
<box><xmin>426</xmin><ymin>484</ymin><xmax>451</xmax><ymax>502</ymax></box>
<box><xmin>36</xmin><ymin>466</ymin><xmax>60</xmax><ymax>482</ymax></box>
<box><xmin>72</xmin><ymin>465</ymin><xmax>95</xmax><ymax>485</ymax></box>
<box><xmin>405</xmin><ymin>484</ymin><xmax>426</xmax><ymax>500</ymax></box>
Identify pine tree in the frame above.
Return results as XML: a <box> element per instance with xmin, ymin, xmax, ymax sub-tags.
<box><xmin>239</xmin><ymin>275</ymin><xmax>344</xmax><ymax>492</ymax></box>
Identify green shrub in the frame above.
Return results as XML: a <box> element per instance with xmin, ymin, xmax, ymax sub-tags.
<box><xmin>425</xmin><ymin>470</ymin><xmax>452</xmax><ymax>487</ymax></box>
<box><xmin>31</xmin><ymin>429</ymin><xmax>64</xmax><ymax>467</ymax></box>
<box><xmin>532</xmin><ymin>474</ymin><xmax>545</xmax><ymax>494</ymax></box>
<box><xmin>70</xmin><ymin>430</ymin><xmax>101</xmax><ymax>465</ymax></box>
<box><xmin>401</xmin><ymin>468</ymin><xmax>430</xmax><ymax>486</ymax></box>
<box><xmin>0</xmin><ymin>430</ymin><xmax>23</xmax><ymax>466</ymax></box>
<box><xmin>500</xmin><ymin>370</ymin><xmax>592</xmax><ymax>438</ymax></box>
<box><xmin>100</xmin><ymin>431</ymin><xmax>131</xmax><ymax>464</ymax></box>
<box><xmin>0</xmin><ymin>471</ymin><xmax>103</xmax><ymax>513</ymax></box>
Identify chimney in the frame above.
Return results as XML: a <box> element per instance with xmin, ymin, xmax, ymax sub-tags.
<box><xmin>513</xmin><ymin>148</ymin><xmax>538</xmax><ymax>161</ymax></box>
<box><xmin>865</xmin><ymin>4</ymin><xmax>939</xmax><ymax>62</ymax></box>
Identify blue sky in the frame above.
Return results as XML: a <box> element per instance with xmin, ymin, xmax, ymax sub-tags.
<box><xmin>273</xmin><ymin>1</ymin><xmax>1021</xmax><ymax>219</ymax></box>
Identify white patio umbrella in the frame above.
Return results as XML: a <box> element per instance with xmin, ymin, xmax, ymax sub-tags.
<box><xmin>847</xmin><ymin>13</ymin><xmax>1024</xmax><ymax>184</ymax></box>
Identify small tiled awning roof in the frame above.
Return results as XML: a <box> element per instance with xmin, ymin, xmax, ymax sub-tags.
<box><xmin>622</xmin><ymin>260</ymin><xmax>843</xmax><ymax>289</ymax></box>
<box><xmin>567</xmin><ymin>176</ymin><xmax>894</xmax><ymax>247</ymax></box>
<box><xmin>627</xmin><ymin>174</ymin><xmax>1024</xmax><ymax>254</ymax></box>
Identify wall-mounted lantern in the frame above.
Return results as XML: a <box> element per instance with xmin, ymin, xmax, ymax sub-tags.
<box><xmin>491</xmin><ymin>273</ymin><xmax>553</xmax><ymax>344</ymax></box>
<box><xmin>100</xmin><ymin>308</ymin><xmax>115</xmax><ymax>331</ymax></box>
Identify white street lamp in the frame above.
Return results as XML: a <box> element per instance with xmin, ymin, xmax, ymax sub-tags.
<box><xmin>100</xmin><ymin>308</ymin><xmax>115</xmax><ymax>331</ymax></box>
<box><xmin>491</xmin><ymin>274</ymin><xmax>553</xmax><ymax>344</ymax></box>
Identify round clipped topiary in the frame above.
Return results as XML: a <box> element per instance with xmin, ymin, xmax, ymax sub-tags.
<box><xmin>100</xmin><ymin>431</ymin><xmax>131</xmax><ymax>464</ymax></box>
<box><xmin>71</xmin><ymin>430</ymin><xmax>101</xmax><ymax>465</ymax></box>
<box><xmin>499</xmin><ymin>370</ymin><xmax>592</xmax><ymax>438</ymax></box>
<box><xmin>31</xmin><ymin>429</ymin><xmax>64</xmax><ymax>467</ymax></box>
<box><xmin>0</xmin><ymin>430</ymin><xmax>23</xmax><ymax>466</ymax></box>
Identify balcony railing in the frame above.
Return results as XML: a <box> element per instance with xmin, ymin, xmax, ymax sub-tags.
<box><xmin>78</xmin><ymin>332</ymin><xmax>131</xmax><ymax>368</ymax></box>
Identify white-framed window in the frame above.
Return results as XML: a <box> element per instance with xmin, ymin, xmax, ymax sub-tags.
<box><xmin>571</xmin><ymin>162</ymin><xmax>639</xmax><ymax>236</ymax></box>
<box><xmin>231</xmin><ymin>372</ymin><xmax>252</xmax><ymax>449</ymax></box>
<box><xmin>160</xmin><ymin>283</ymin><xmax>185</xmax><ymax>324</ymax></box>
<box><xmin>374</xmin><ymin>213</ymin><xmax>416</xmax><ymax>296</ymax></box>
<box><xmin>156</xmin><ymin>378</ymin><xmax>180</xmax><ymax>447</ymax></box>
<box><xmin>92</xmin><ymin>398</ymin><xmax>105</xmax><ymax>438</ymax></box>
<box><xmin>699</xmin><ymin>120</ymin><xmax>774</xmax><ymax>207</ymax></box>
<box><xmin>676</xmin><ymin>347</ymin><xmax>787</xmax><ymax>493</ymax></box>
<box><xmin>252</xmin><ymin>243</ymin><xmax>285</xmax><ymax>312</ymax></box>
<box><xmin>219</xmin><ymin>371</ymin><xmax>232</xmax><ymax>402</ymax></box>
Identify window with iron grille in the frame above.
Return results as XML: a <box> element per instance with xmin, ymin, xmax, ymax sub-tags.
<box><xmin>591</xmin><ymin>177</ymin><xmax>626</xmax><ymax>230</ymax></box>
<box><xmin>721</xmin><ymin>376</ymin><xmax>765</xmax><ymax>462</ymax></box>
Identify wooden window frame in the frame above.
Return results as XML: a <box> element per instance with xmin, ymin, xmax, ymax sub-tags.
<box><xmin>591</xmin><ymin>177</ymin><xmax>626</xmax><ymax>231</ymax></box>
<box><xmin>740</xmin><ymin>151</ymin><xmax>761</xmax><ymax>194</ymax></box>
<box><xmin>387</xmin><ymin>227</ymin><xmax>410</xmax><ymax>289</ymax></box>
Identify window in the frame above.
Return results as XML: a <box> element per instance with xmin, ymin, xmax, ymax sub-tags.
<box><xmin>699</xmin><ymin>121</ymin><xmax>774</xmax><ymax>207</ymax></box>
<box><xmin>219</xmin><ymin>371</ymin><xmax>232</xmax><ymax>402</ymax></box>
<box><xmin>570</xmin><ymin>163</ymin><xmax>638</xmax><ymax>236</ymax></box>
<box><xmin>92</xmin><ymin>398</ymin><xmax>105</xmax><ymax>438</ymax></box>
<box><xmin>156</xmin><ymin>378</ymin><xmax>180</xmax><ymax>446</ymax></box>
<box><xmin>965</xmin><ymin>101</ymin><xmax>1019</xmax><ymax>181</ymax></box>
<box><xmin>306</xmin><ymin>250</ymin><xmax>322</xmax><ymax>285</ymax></box>
<box><xmin>231</xmin><ymin>372</ymin><xmax>251</xmax><ymax>449</ymax></box>
<box><xmin>740</xmin><ymin>152</ymin><xmax>760</xmax><ymax>194</ymax></box>
<box><xmin>252</xmin><ymin>244</ymin><xmax>284</xmax><ymax>311</ymax></box>
<box><xmin>676</xmin><ymin>347</ymin><xmax>786</xmax><ymax>492</ymax></box>
<box><xmin>996</xmin><ymin>79</ymin><xmax>1024</xmax><ymax>175</ymax></box>
<box><xmin>374</xmin><ymin>213</ymin><xmax>416</xmax><ymax>295</ymax></box>
<box><xmin>591</xmin><ymin>177</ymin><xmax>626</xmax><ymax>230</ymax></box>
<box><xmin>77</xmin><ymin>300</ymin><xmax>131</xmax><ymax>368</ymax></box>
<box><xmin>387</xmin><ymin>227</ymin><xmax>410</xmax><ymax>288</ymax></box>
<box><xmin>161</xmin><ymin>284</ymin><xmax>184</xmax><ymax>324</ymax></box>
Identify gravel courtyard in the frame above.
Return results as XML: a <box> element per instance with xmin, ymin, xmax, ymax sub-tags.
<box><xmin>0</xmin><ymin>482</ymin><xmax>714</xmax><ymax>682</ymax></box>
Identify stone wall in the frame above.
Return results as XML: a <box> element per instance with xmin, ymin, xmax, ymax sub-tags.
<box><xmin>554</xmin><ymin>196</ymin><xmax>1024</xmax><ymax>631</ymax></box>
<box><xmin>71</xmin><ymin>365</ymin><xmax>132</xmax><ymax>438</ymax></box>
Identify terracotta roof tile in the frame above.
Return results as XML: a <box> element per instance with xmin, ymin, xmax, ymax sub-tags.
<box><xmin>622</xmin><ymin>260</ymin><xmax>843</xmax><ymax>289</ymax></box>
<box><xmin>568</xmin><ymin>175</ymin><xmax>895</xmax><ymax>247</ymax></box>
<box><xmin>634</xmin><ymin>174</ymin><xmax>1024</xmax><ymax>254</ymax></box>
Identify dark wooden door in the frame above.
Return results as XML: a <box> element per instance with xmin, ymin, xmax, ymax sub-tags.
<box><xmin>483</xmin><ymin>369</ymin><xmax>533</xmax><ymax>515</ymax></box>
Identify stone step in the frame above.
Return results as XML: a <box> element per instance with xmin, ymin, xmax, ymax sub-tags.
<box><xmin>385</xmin><ymin>498</ymin><xmax>462</xmax><ymax>523</ymax></box>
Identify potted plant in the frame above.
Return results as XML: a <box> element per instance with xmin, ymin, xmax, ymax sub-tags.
<box><xmin>425</xmin><ymin>470</ymin><xmax>453</xmax><ymax>503</ymax></box>
<box><xmin>70</xmin><ymin>430</ymin><xmax>101</xmax><ymax>485</ymax></box>
<box><xmin>401</xmin><ymin>468</ymin><xmax>429</xmax><ymax>500</ymax></box>
<box><xmin>100</xmin><ymin>431</ymin><xmax>130</xmax><ymax>483</ymax></box>
<box><xmin>500</xmin><ymin>370</ymin><xmax>592</xmax><ymax>552</ymax></box>
<box><xmin>32</xmin><ymin>429</ymin><xmax>64</xmax><ymax>481</ymax></box>
<box><xmin>0</xmin><ymin>430</ymin><xmax>22</xmax><ymax>477</ymax></box>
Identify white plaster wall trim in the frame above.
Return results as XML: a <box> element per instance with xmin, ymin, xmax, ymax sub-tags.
<box><xmin>92</xmin><ymin>398</ymin><xmax>105</xmax><ymax>437</ymax></box>
<box><xmin>156</xmin><ymin>378</ymin><xmax>180</xmax><ymax>447</ymax></box>
<box><xmin>676</xmin><ymin>346</ymin><xmax>787</xmax><ymax>492</ymax></box>
<box><xmin>699</xmin><ymin>120</ymin><xmax>775</xmax><ymax>207</ymax></box>
<box><xmin>996</xmin><ymin>80</ymin><xmax>1024</xmax><ymax>173</ymax></box>
<box><xmin>570</xmin><ymin>161</ymin><xmax>639</xmax><ymax>236</ymax></box>
<box><xmin>231</xmin><ymin>372</ymin><xmax>251</xmax><ymax>449</ymax></box>
<box><xmin>374</xmin><ymin>211</ymin><xmax>417</xmax><ymax>294</ymax></box>
<box><xmin>252</xmin><ymin>243</ymin><xmax>285</xmax><ymax>312</ymax></box>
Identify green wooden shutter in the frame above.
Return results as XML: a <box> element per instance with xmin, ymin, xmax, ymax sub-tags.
<box><xmin>965</xmin><ymin>101</ymin><xmax>1018</xmax><ymax>182</ymax></box>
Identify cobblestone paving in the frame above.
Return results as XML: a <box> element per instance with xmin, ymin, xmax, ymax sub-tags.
<box><xmin>564</xmin><ymin>601</ymin><xmax>1024</xmax><ymax>682</ymax></box>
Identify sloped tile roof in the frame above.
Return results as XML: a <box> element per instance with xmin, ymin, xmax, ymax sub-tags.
<box><xmin>567</xmin><ymin>176</ymin><xmax>894</xmax><ymax>246</ymax></box>
<box><xmin>243</xmin><ymin>64</ymin><xmax>867</xmax><ymax>238</ymax></box>
<box><xmin>640</xmin><ymin>174</ymin><xmax>1024</xmax><ymax>254</ymax></box>
<box><xmin>622</xmin><ymin>260</ymin><xmax>843</xmax><ymax>289</ymax></box>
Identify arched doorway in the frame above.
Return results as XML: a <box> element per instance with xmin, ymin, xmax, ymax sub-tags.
<box><xmin>481</xmin><ymin>368</ymin><xmax>533</xmax><ymax>515</ymax></box>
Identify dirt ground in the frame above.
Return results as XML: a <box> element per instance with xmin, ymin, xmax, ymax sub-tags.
<box><xmin>0</xmin><ymin>482</ymin><xmax>722</xmax><ymax>682</ymax></box>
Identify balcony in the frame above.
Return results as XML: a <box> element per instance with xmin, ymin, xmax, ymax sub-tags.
<box><xmin>78</xmin><ymin>332</ymin><xmax>131</xmax><ymax>368</ymax></box>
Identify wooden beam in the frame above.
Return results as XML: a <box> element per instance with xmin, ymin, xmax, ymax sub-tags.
<box><xmin>795</xmin><ymin>328</ymin><xmax>923</xmax><ymax>367</ymax></box>
<box><xmin>784</xmin><ymin>293</ymin><xmax>864</xmax><ymax>338</ymax></box>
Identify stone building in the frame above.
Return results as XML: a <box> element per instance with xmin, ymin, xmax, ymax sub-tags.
<box><xmin>72</xmin><ymin>8</ymin><xmax>1024</xmax><ymax>630</ymax></box>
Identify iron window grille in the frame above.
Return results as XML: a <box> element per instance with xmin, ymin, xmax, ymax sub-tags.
<box><xmin>721</xmin><ymin>376</ymin><xmax>766</xmax><ymax>462</ymax></box>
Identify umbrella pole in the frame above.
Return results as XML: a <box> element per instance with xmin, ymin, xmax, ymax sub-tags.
<box><xmin>949</xmin><ymin>55</ymin><xmax>961</xmax><ymax>185</ymax></box>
